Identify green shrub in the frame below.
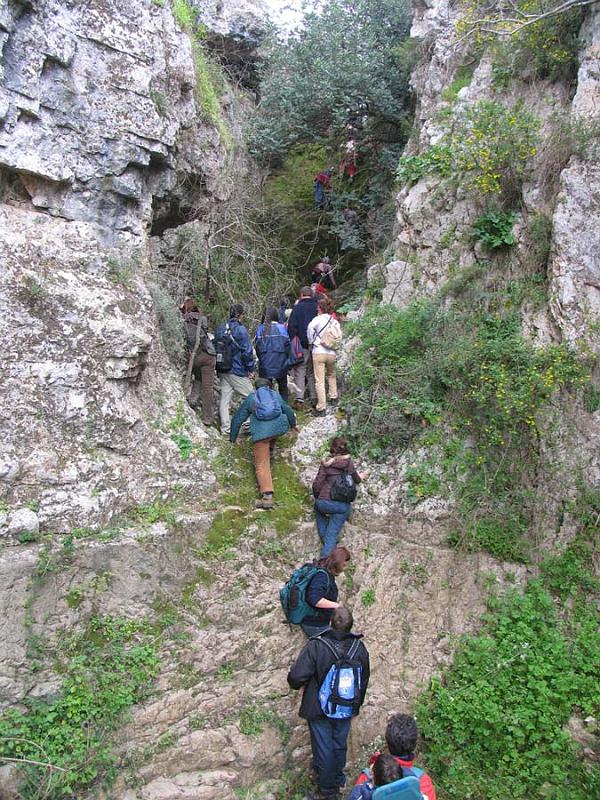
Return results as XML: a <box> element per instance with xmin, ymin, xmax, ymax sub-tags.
<box><xmin>441</xmin><ymin>64</ymin><xmax>475</xmax><ymax>103</ymax></box>
<box><xmin>417</xmin><ymin>512</ymin><xmax>600</xmax><ymax>800</ymax></box>
<box><xmin>398</xmin><ymin>101</ymin><xmax>539</xmax><ymax>200</ymax></box>
<box><xmin>149</xmin><ymin>283</ymin><xmax>185</xmax><ymax>364</ymax></box>
<box><xmin>0</xmin><ymin>616</ymin><xmax>160</xmax><ymax>799</ymax></box>
<box><xmin>471</xmin><ymin>209</ymin><xmax>517</xmax><ymax>249</ymax></box>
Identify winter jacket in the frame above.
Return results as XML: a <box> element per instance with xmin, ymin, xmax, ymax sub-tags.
<box><xmin>216</xmin><ymin>318</ymin><xmax>255</xmax><ymax>376</ymax></box>
<box><xmin>229</xmin><ymin>390</ymin><xmax>296</xmax><ymax>444</ymax></box>
<box><xmin>288</xmin><ymin>296</ymin><xmax>319</xmax><ymax>348</ymax></box>
<box><xmin>287</xmin><ymin>628</ymin><xmax>370</xmax><ymax>720</ymax></box>
<box><xmin>347</xmin><ymin>782</ymin><xmax>375</xmax><ymax>800</ymax></box>
<box><xmin>302</xmin><ymin>568</ymin><xmax>338</xmax><ymax>628</ymax></box>
<box><xmin>354</xmin><ymin>756</ymin><xmax>436</xmax><ymax>800</ymax></box>
<box><xmin>255</xmin><ymin>322</ymin><xmax>291</xmax><ymax>379</ymax></box>
<box><xmin>312</xmin><ymin>455</ymin><xmax>361</xmax><ymax>501</ymax></box>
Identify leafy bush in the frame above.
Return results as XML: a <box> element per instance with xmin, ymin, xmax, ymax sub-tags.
<box><xmin>417</xmin><ymin>511</ymin><xmax>600</xmax><ymax>800</ymax></box>
<box><xmin>0</xmin><ymin>616</ymin><xmax>160</xmax><ymax>799</ymax></box>
<box><xmin>471</xmin><ymin>209</ymin><xmax>517</xmax><ymax>249</ymax></box>
<box><xmin>398</xmin><ymin>101</ymin><xmax>539</xmax><ymax>200</ymax></box>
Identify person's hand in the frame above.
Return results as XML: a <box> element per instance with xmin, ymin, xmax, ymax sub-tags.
<box><xmin>358</xmin><ymin>471</ymin><xmax>368</xmax><ymax>481</ymax></box>
<box><xmin>292</xmin><ymin>426</ymin><xmax>300</xmax><ymax>434</ymax></box>
<box><xmin>248</xmin><ymin>371</ymin><xmax>255</xmax><ymax>380</ymax></box>
<box><xmin>235</xmin><ymin>438</ymin><xmax>242</xmax><ymax>446</ymax></box>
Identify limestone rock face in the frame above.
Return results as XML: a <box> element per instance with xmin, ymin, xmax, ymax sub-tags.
<box><xmin>0</xmin><ymin>0</ymin><xmax>268</xmax><ymax>529</ymax></box>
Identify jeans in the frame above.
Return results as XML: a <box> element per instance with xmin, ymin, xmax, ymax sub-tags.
<box><xmin>315</xmin><ymin>498</ymin><xmax>351</xmax><ymax>557</ymax></box>
<box><xmin>308</xmin><ymin>716</ymin><xmax>352</xmax><ymax>796</ymax></box>
<box><xmin>301</xmin><ymin>621</ymin><xmax>330</xmax><ymax>639</ymax></box>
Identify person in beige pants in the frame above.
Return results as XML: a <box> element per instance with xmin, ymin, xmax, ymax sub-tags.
<box><xmin>307</xmin><ymin>295</ymin><xmax>339</xmax><ymax>416</ymax></box>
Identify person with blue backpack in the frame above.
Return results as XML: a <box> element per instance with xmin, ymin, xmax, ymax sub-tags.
<box><xmin>230</xmin><ymin>377</ymin><xmax>297</xmax><ymax>509</ymax></box>
<box><xmin>215</xmin><ymin>303</ymin><xmax>255</xmax><ymax>437</ymax></box>
<box><xmin>287</xmin><ymin>605</ymin><xmax>370</xmax><ymax>800</ymax></box>
<box><xmin>352</xmin><ymin>714</ymin><xmax>436</xmax><ymax>800</ymax></box>
<box><xmin>312</xmin><ymin>437</ymin><xmax>364</xmax><ymax>557</ymax></box>
<box><xmin>254</xmin><ymin>306</ymin><xmax>292</xmax><ymax>401</ymax></box>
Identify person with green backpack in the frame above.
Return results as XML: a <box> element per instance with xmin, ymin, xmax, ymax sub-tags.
<box><xmin>230</xmin><ymin>378</ymin><xmax>297</xmax><ymax>509</ymax></box>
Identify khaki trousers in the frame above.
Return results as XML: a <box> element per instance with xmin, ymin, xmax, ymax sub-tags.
<box><xmin>219</xmin><ymin>373</ymin><xmax>253</xmax><ymax>434</ymax></box>
<box><xmin>254</xmin><ymin>438</ymin><xmax>274</xmax><ymax>494</ymax></box>
<box><xmin>312</xmin><ymin>352</ymin><xmax>338</xmax><ymax>411</ymax></box>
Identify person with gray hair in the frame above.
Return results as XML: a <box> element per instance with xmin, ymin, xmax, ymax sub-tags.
<box><xmin>287</xmin><ymin>605</ymin><xmax>370</xmax><ymax>800</ymax></box>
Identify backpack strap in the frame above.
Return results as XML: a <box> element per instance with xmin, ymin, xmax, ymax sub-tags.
<box><xmin>316</xmin><ymin>315</ymin><xmax>333</xmax><ymax>339</ymax></box>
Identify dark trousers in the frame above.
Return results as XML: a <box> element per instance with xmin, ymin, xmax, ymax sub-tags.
<box><xmin>189</xmin><ymin>351</ymin><xmax>216</xmax><ymax>423</ymax></box>
<box><xmin>276</xmin><ymin>371</ymin><xmax>289</xmax><ymax>402</ymax></box>
<box><xmin>308</xmin><ymin>716</ymin><xmax>352</xmax><ymax>796</ymax></box>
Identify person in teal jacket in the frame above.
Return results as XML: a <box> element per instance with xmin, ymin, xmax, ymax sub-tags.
<box><xmin>230</xmin><ymin>378</ymin><xmax>298</xmax><ymax>509</ymax></box>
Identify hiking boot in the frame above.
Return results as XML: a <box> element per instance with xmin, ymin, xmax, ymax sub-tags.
<box><xmin>312</xmin><ymin>408</ymin><xmax>327</xmax><ymax>417</ymax></box>
<box><xmin>329</xmin><ymin>398</ymin><xmax>339</xmax><ymax>407</ymax></box>
<box><xmin>255</xmin><ymin>494</ymin><xmax>274</xmax><ymax>510</ymax></box>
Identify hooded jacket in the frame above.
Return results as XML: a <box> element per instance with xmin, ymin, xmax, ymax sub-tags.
<box><xmin>287</xmin><ymin>628</ymin><xmax>370</xmax><ymax>720</ymax></box>
<box><xmin>229</xmin><ymin>390</ymin><xmax>296</xmax><ymax>444</ymax></box>
<box><xmin>312</xmin><ymin>454</ymin><xmax>362</xmax><ymax>501</ymax></box>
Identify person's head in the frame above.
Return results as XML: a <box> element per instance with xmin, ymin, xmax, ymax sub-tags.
<box><xmin>264</xmin><ymin>306</ymin><xmax>279</xmax><ymax>325</ymax></box>
<box><xmin>280</xmin><ymin>296</ymin><xmax>289</xmax><ymax>308</ymax></box>
<box><xmin>322</xmin><ymin>256</ymin><xmax>330</xmax><ymax>264</ymax></box>
<box><xmin>317</xmin><ymin>296</ymin><xmax>334</xmax><ymax>315</ymax></box>
<box><xmin>317</xmin><ymin>545</ymin><xmax>351</xmax><ymax>575</ymax></box>
<box><xmin>180</xmin><ymin>297</ymin><xmax>199</xmax><ymax>315</ymax></box>
<box><xmin>373</xmin><ymin>754</ymin><xmax>403</xmax><ymax>788</ymax></box>
<box><xmin>385</xmin><ymin>713</ymin><xmax>419</xmax><ymax>760</ymax></box>
<box><xmin>329</xmin><ymin>436</ymin><xmax>350</xmax><ymax>457</ymax></box>
<box><xmin>254</xmin><ymin>377</ymin><xmax>273</xmax><ymax>390</ymax></box>
<box><xmin>230</xmin><ymin>303</ymin><xmax>244</xmax><ymax>320</ymax></box>
<box><xmin>300</xmin><ymin>285</ymin><xmax>313</xmax><ymax>299</ymax></box>
<box><xmin>331</xmin><ymin>605</ymin><xmax>353</xmax><ymax>633</ymax></box>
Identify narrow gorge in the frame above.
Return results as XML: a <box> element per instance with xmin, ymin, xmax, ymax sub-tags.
<box><xmin>0</xmin><ymin>1</ymin><xmax>598</xmax><ymax>799</ymax></box>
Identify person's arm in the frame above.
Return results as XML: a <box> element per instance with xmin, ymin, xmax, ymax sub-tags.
<box><xmin>287</xmin><ymin>642</ymin><xmax>315</xmax><ymax>690</ymax></box>
<box><xmin>312</xmin><ymin>465</ymin><xmax>327</xmax><ymax>498</ymax></box>
<box><xmin>306</xmin><ymin>318</ymin><xmax>316</xmax><ymax>347</ymax></box>
<box><xmin>237</xmin><ymin>325</ymin><xmax>255</xmax><ymax>374</ymax></box>
<box><xmin>359</xmin><ymin>644</ymin><xmax>370</xmax><ymax>706</ymax></box>
<box><xmin>307</xmin><ymin>572</ymin><xmax>338</xmax><ymax>610</ymax></box>
<box><xmin>421</xmin><ymin>774</ymin><xmax>436</xmax><ymax>800</ymax></box>
<box><xmin>347</xmin><ymin>458</ymin><xmax>362</xmax><ymax>485</ymax></box>
<box><xmin>230</xmin><ymin>395</ymin><xmax>252</xmax><ymax>443</ymax></box>
<box><xmin>288</xmin><ymin>308</ymin><xmax>299</xmax><ymax>340</ymax></box>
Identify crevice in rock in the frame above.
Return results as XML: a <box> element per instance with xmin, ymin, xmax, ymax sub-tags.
<box><xmin>150</xmin><ymin>196</ymin><xmax>198</xmax><ymax>236</ymax></box>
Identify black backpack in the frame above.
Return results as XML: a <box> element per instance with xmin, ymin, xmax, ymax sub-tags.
<box><xmin>330</xmin><ymin>472</ymin><xmax>357</xmax><ymax>503</ymax></box>
<box><xmin>214</xmin><ymin>322</ymin><xmax>236</xmax><ymax>373</ymax></box>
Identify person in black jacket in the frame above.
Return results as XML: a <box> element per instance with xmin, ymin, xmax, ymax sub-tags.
<box><xmin>288</xmin><ymin>605</ymin><xmax>370</xmax><ymax>800</ymax></box>
<box><xmin>287</xmin><ymin>286</ymin><xmax>318</xmax><ymax>407</ymax></box>
<box><xmin>301</xmin><ymin>546</ymin><xmax>351</xmax><ymax>638</ymax></box>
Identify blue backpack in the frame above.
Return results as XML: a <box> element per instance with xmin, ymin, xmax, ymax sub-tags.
<box><xmin>253</xmin><ymin>386</ymin><xmax>281</xmax><ymax>421</ymax></box>
<box><xmin>367</xmin><ymin>765</ymin><xmax>425</xmax><ymax>800</ymax></box>
<box><xmin>280</xmin><ymin>564</ymin><xmax>327</xmax><ymax>624</ymax></box>
<box><xmin>317</xmin><ymin>637</ymin><xmax>362</xmax><ymax>719</ymax></box>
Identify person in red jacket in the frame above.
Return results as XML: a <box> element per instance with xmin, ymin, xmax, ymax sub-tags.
<box><xmin>353</xmin><ymin>713</ymin><xmax>436</xmax><ymax>800</ymax></box>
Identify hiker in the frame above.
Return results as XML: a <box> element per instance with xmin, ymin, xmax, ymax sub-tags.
<box><xmin>352</xmin><ymin>713</ymin><xmax>437</xmax><ymax>800</ymax></box>
<box><xmin>287</xmin><ymin>605</ymin><xmax>370</xmax><ymax>800</ymax></box>
<box><xmin>180</xmin><ymin>298</ymin><xmax>216</xmax><ymax>426</ymax></box>
<box><xmin>307</xmin><ymin>296</ymin><xmax>342</xmax><ymax>416</ymax></box>
<box><xmin>300</xmin><ymin>546</ymin><xmax>351</xmax><ymax>638</ymax></box>
<box><xmin>312</xmin><ymin>256</ymin><xmax>337</xmax><ymax>291</ymax></box>
<box><xmin>312</xmin><ymin>437</ymin><xmax>364</xmax><ymax>557</ymax></box>
<box><xmin>278</xmin><ymin>297</ymin><xmax>290</xmax><ymax>325</ymax></box>
<box><xmin>215</xmin><ymin>303</ymin><xmax>255</xmax><ymax>436</ymax></box>
<box><xmin>314</xmin><ymin>168</ymin><xmax>333</xmax><ymax>210</ymax></box>
<box><xmin>347</xmin><ymin>755</ymin><xmax>404</xmax><ymax>800</ymax></box>
<box><xmin>287</xmin><ymin>286</ymin><xmax>318</xmax><ymax>408</ymax></box>
<box><xmin>255</xmin><ymin>306</ymin><xmax>292</xmax><ymax>401</ymax></box>
<box><xmin>230</xmin><ymin>377</ymin><xmax>297</xmax><ymax>509</ymax></box>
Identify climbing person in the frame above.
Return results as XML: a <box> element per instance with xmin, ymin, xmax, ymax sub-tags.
<box><xmin>312</xmin><ymin>437</ymin><xmax>364</xmax><ymax>557</ymax></box>
<box><xmin>312</xmin><ymin>256</ymin><xmax>337</xmax><ymax>291</ymax></box>
<box><xmin>307</xmin><ymin>296</ymin><xmax>342</xmax><ymax>416</ymax></box>
<box><xmin>287</xmin><ymin>286</ymin><xmax>318</xmax><ymax>408</ymax></box>
<box><xmin>214</xmin><ymin>303</ymin><xmax>255</xmax><ymax>436</ymax></box>
<box><xmin>300</xmin><ymin>546</ymin><xmax>351</xmax><ymax>638</ymax></box>
<box><xmin>254</xmin><ymin>306</ymin><xmax>292</xmax><ymax>401</ymax></box>
<box><xmin>314</xmin><ymin>168</ymin><xmax>333</xmax><ymax>210</ymax></box>
<box><xmin>347</xmin><ymin>755</ymin><xmax>404</xmax><ymax>800</ymax></box>
<box><xmin>352</xmin><ymin>713</ymin><xmax>437</xmax><ymax>800</ymax></box>
<box><xmin>180</xmin><ymin>298</ymin><xmax>216</xmax><ymax>426</ymax></box>
<box><xmin>229</xmin><ymin>377</ymin><xmax>297</xmax><ymax>509</ymax></box>
<box><xmin>287</xmin><ymin>604</ymin><xmax>370</xmax><ymax>800</ymax></box>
